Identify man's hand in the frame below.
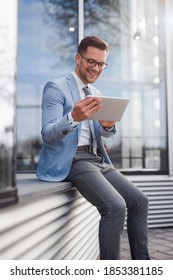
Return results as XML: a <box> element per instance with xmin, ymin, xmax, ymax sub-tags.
<box><xmin>71</xmin><ymin>97</ymin><xmax>102</xmax><ymax>122</ymax></box>
<box><xmin>99</xmin><ymin>120</ymin><xmax>116</xmax><ymax>128</ymax></box>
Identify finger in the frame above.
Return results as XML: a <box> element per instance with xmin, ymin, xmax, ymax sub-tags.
<box><xmin>86</xmin><ymin>101</ymin><xmax>102</xmax><ymax>111</ymax></box>
<box><xmin>73</xmin><ymin>98</ymin><xmax>102</xmax><ymax>120</ymax></box>
<box><xmin>85</xmin><ymin>99</ymin><xmax>102</xmax><ymax>111</ymax></box>
<box><xmin>83</xmin><ymin>96</ymin><xmax>102</xmax><ymax>106</ymax></box>
<box><xmin>86</xmin><ymin>104</ymin><xmax>102</xmax><ymax>117</ymax></box>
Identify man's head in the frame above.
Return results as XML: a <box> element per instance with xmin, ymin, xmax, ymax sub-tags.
<box><xmin>77</xmin><ymin>35</ymin><xmax>109</xmax><ymax>55</ymax></box>
<box><xmin>75</xmin><ymin>36</ymin><xmax>109</xmax><ymax>85</ymax></box>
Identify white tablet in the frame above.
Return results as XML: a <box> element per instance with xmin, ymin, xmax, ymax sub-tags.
<box><xmin>88</xmin><ymin>96</ymin><xmax>129</xmax><ymax>121</ymax></box>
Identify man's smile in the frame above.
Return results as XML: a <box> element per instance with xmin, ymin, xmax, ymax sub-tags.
<box><xmin>87</xmin><ymin>69</ymin><xmax>99</xmax><ymax>78</ymax></box>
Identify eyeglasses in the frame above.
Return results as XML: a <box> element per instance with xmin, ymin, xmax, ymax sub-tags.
<box><xmin>80</xmin><ymin>55</ymin><xmax>108</xmax><ymax>70</ymax></box>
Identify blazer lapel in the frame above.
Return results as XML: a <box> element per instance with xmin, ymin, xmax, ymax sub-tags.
<box><xmin>66</xmin><ymin>73</ymin><xmax>81</xmax><ymax>140</ymax></box>
<box><xmin>66</xmin><ymin>73</ymin><xmax>81</xmax><ymax>104</ymax></box>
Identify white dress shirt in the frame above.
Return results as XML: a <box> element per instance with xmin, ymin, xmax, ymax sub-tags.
<box><xmin>68</xmin><ymin>71</ymin><xmax>95</xmax><ymax>146</ymax></box>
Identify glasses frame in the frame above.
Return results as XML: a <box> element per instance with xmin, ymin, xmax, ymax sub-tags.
<box><xmin>80</xmin><ymin>55</ymin><xmax>108</xmax><ymax>70</ymax></box>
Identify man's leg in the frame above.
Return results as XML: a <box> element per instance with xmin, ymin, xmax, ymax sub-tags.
<box><xmin>66</xmin><ymin>152</ymin><xmax>126</xmax><ymax>259</ymax></box>
<box><xmin>102</xmin><ymin>167</ymin><xmax>150</xmax><ymax>260</ymax></box>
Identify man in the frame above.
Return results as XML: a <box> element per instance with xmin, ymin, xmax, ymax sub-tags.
<box><xmin>36</xmin><ymin>35</ymin><xmax>150</xmax><ymax>260</ymax></box>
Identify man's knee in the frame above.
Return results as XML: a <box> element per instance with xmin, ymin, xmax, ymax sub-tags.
<box><xmin>136</xmin><ymin>192</ymin><xmax>149</xmax><ymax>212</ymax></box>
<box><xmin>99</xmin><ymin>198</ymin><xmax>126</xmax><ymax>218</ymax></box>
<box><xmin>140</xmin><ymin>192</ymin><xmax>149</xmax><ymax>206</ymax></box>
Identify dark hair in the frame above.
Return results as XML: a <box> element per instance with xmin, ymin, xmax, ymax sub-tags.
<box><xmin>78</xmin><ymin>35</ymin><xmax>109</xmax><ymax>55</ymax></box>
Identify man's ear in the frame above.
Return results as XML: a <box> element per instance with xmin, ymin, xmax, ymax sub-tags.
<box><xmin>76</xmin><ymin>53</ymin><xmax>81</xmax><ymax>65</ymax></box>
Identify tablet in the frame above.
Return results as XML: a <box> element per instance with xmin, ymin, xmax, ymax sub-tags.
<box><xmin>88</xmin><ymin>96</ymin><xmax>129</xmax><ymax>121</ymax></box>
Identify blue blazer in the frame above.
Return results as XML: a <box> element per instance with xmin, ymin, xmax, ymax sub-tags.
<box><xmin>36</xmin><ymin>73</ymin><xmax>115</xmax><ymax>181</ymax></box>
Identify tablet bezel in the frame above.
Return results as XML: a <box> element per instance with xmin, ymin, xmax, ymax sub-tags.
<box><xmin>87</xmin><ymin>96</ymin><xmax>129</xmax><ymax>121</ymax></box>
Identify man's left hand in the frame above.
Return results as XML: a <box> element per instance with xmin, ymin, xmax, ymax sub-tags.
<box><xmin>99</xmin><ymin>120</ymin><xmax>116</xmax><ymax>128</ymax></box>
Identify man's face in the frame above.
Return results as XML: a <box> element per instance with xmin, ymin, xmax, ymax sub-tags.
<box><xmin>75</xmin><ymin>46</ymin><xmax>108</xmax><ymax>84</ymax></box>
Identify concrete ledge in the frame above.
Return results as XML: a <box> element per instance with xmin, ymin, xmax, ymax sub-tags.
<box><xmin>1</xmin><ymin>173</ymin><xmax>99</xmax><ymax>259</ymax></box>
<box><xmin>17</xmin><ymin>173</ymin><xmax>74</xmax><ymax>204</ymax></box>
<box><xmin>16</xmin><ymin>173</ymin><xmax>173</xmax><ymax>228</ymax></box>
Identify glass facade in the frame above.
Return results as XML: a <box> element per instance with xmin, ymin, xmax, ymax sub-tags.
<box><xmin>17</xmin><ymin>0</ymin><xmax>168</xmax><ymax>174</ymax></box>
<box><xmin>17</xmin><ymin>0</ymin><xmax>78</xmax><ymax>171</ymax></box>
<box><xmin>84</xmin><ymin>0</ymin><xmax>168</xmax><ymax>173</ymax></box>
<box><xmin>0</xmin><ymin>0</ymin><xmax>17</xmax><ymax>207</ymax></box>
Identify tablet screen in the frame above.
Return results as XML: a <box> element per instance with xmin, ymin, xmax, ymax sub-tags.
<box><xmin>88</xmin><ymin>96</ymin><xmax>129</xmax><ymax>121</ymax></box>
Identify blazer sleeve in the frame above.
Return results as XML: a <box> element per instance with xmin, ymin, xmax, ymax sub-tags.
<box><xmin>41</xmin><ymin>81</ymin><xmax>77</xmax><ymax>144</ymax></box>
<box><xmin>100</xmin><ymin>125</ymin><xmax>116</xmax><ymax>138</ymax></box>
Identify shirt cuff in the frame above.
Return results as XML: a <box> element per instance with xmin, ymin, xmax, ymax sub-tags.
<box><xmin>68</xmin><ymin>112</ymin><xmax>79</xmax><ymax>127</ymax></box>
<box><xmin>102</xmin><ymin>126</ymin><xmax>115</xmax><ymax>132</ymax></box>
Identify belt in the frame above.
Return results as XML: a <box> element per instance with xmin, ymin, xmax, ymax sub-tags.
<box><xmin>77</xmin><ymin>145</ymin><xmax>90</xmax><ymax>151</ymax></box>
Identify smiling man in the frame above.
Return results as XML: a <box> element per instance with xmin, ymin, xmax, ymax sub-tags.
<box><xmin>36</xmin><ymin>36</ymin><xmax>150</xmax><ymax>260</ymax></box>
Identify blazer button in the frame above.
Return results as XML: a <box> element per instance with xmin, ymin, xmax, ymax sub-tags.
<box><xmin>63</xmin><ymin>130</ymin><xmax>68</xmax><ymax>135</ymax></box>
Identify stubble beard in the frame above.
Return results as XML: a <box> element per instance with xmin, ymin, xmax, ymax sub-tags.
<box><xmin>79</xmin><ymin>68</ymin><xmax>100</xmax><ymax>85</ymax></box>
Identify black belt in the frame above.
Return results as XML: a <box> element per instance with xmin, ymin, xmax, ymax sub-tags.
<box><xmin>77</xmin><ymin>145</ymin><xmax>90</xmax><ymax>151</ymax></box>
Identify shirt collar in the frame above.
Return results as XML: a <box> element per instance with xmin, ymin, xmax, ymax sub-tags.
<box><xmin>72</xmin><ymin>71</ymin><xmax>90</xmax><ymax>91</ymax></box>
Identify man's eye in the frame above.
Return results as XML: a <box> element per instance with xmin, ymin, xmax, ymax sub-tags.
<box><xmin>88</xmin><ymin>59</ymin><xmax>96</xmax><ymax>64</ymax></box>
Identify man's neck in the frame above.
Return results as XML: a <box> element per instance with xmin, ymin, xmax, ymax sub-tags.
<box><xmin>72</xmin><ymin>71</ymin><xmax>89</xmax><ymax>89</ymax></box>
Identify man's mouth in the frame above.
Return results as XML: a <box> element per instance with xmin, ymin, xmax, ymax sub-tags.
<box><xmin>88</xmin><ymin>70</ymin><xmax>99</xmax><ymax>78</ymax></box>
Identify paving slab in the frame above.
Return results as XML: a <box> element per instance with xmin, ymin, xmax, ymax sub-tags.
<box><xmin>121</xmin><ymin>227</ymin><xmax>173</xmax><ymax>260</ymax></box>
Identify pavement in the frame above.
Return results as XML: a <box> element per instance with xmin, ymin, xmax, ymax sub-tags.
<box><xmin>121</xmin><ymin>227</ymin><xmax>173</xmax><ymax>260</ymax></box>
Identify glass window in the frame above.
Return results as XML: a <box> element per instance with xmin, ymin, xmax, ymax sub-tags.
<box><xmin>0</xmin><ymin>1</ymin><xmax>16</xmax><ymax>189</ymax></box>
<box><xmin>84</xmin><ymin>0</ymin><xmax>168</xmax><ymax>173</ymax></box>
<box><xmin>17</xmin><ymin>0</ymin><xmax>168</xmax><ymax>174</ymax></box>
<box><xmin>17</xmin><ymin>0</ymin><xmax>78</xmax><ymax>171</ymax></box>
<box><xmin>0</xmin><ymin>0</ymin><xmax>17</xmax><ymax>206</ymax></box>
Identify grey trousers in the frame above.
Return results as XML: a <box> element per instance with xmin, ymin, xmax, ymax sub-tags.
<box><xmin>66</xmin><ymin>150</ymin><xmax>150</xmax><ymax>260</ymax></box>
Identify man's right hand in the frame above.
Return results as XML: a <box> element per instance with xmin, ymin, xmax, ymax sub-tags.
<box><xmin>71</xmin><ymin>97</ymin><xmax>102</xmax><ymax>122</ymax></box>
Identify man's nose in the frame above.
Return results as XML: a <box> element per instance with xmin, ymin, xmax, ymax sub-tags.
<box><xmin>92</xmin><ymin>63</ymin><xmax>100</xmax><ymax>71</ymax></box>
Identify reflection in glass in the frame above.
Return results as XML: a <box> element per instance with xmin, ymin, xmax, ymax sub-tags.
<box><xmin>84</xmin><ymin>0</ymin><xmax>168</xmax><ymax>173</ymax></box>
<box><xmin>0</xmin><ymin>0</ymin><xmax>17</xmax><ymax>190</ymax></box>
<box><xmin>0</xmin><ymin>1</ymin><xmax>16</xmax><ymax>189</ymax></box>
<box><xmin>17</xmin><ymin>0</ymin><xmax>168</xmax><ymax>174</ymax></box>
<box><xmin>17</xmin><ymin>0</ymin><xmax>78</xmax><ymax>171</ymax></box>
